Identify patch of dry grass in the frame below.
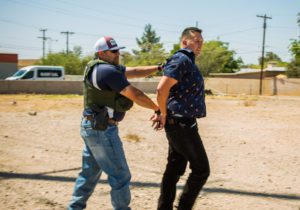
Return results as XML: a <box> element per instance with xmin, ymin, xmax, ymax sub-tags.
<box><xmin>243</xmin><ymin>99</ymin><xmax>256</xmax><ymax>106</ymax></box>
<box><xmin>123</xmin><ymin>133</ymin><xmax>143</xmax><ymax>142</ymax></box>
<box><xmin>0</xmin><ymin>94</ymin><xmax>82</xmax><ymax>112</ymax></box>
<box><xmin>207</xmin><ymin>95</ymin><xmax>258</xmax><ymax>107</ymax></box>
<box><xmin>240</xmin><ymin>95</ymin><xmax>258</xmax><ymax>107</ymax></box>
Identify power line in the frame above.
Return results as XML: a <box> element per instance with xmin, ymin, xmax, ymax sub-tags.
<box><xmin>0</xmin><ymin>43</ymin><xmax>40</xmax><ymax>51</ymax></box>
<box><xmin>61</xmin><ymin>31</ymin><xmax>75</xmax><ymax>54</ymax></box>
<box><xmin>0</xmin><ymin>18</ymin><xmax>39</xmax><ymax>29</ymax></box>
<box><xmin>54</xmin><ymin>0</ymin><xmax>185</xmax><ymax>29</ymax></box>
<box><xmin>0</xmin><ymin>17</ymin><xmax>287</xmax><ymax>49</ymax></box>
<box><xmin>208</xmin><ymin>27</ymin><xmax>261</xmax><ymax>38</ymax></box>
<box><xmin>257</xmin><ymin>14</ymin><xmax>272</xmax><ymax>95</ymax></box>
<box><xmin>37</xmin><ymin>29</ymin><xmax>50</xmax><ymax>59</ymax></box>
<box><xmin>48</xmin><ymin>38</ymin><xmax>58</xmax><ymax>53</ymax></box>
<box><xmin>7</xmin><ymin>0</ymin><xmax>180</xmax><ymax>33</ymax></box>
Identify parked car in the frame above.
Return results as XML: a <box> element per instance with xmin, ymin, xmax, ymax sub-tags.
<box><xmin>5</xmin><ymin>65</ymin><xmax>64</xmax><ymax>80</ymax></box>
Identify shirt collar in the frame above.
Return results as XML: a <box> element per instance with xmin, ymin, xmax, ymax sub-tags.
<box><xmin>177</xmin><ymin>48</ymin><xmax>195</xmax><ymax>63</ymax></box>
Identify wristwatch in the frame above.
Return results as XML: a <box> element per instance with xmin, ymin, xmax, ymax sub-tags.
<box><xmin>157</xmin><ymin>63</ymin><xmax>163</xmax><ymax>71</ymax></box>
<box><xmin>154</xmin><ymin>109</ymin><xmax>161</xmax><ymax>115</ymax></box>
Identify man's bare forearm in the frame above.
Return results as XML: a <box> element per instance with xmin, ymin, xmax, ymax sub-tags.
<box><xmin>134</xmin><ymin>89</ymin><xmax>159</xmax><ymax>111</ymax></box>
<box><xmin>120</xmin><ymin>85</ymin><xmax>159</xmax><ymax>111</ymax></box>
<box><xmin>156</xmin><ymin>88</ymin><xmax>169</xmax><ymax>117</ymax></box>
<box><xmin>125</xmin><ymin>66</ymin><xmax>160</xmax><ymax>79</ymax></box>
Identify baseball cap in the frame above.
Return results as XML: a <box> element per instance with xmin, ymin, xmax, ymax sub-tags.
<box><xmin>94</xmin><ymin>36</ymin><xmax>125</xmax><ymax>52</ymax></box>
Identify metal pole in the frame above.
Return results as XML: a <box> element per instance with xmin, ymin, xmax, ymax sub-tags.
<box><xmin>259</xmin><ymin>16</ymin><xmax>266</xmax><ymax>95</ymax></box>
<box><xmin>61</xmin><ymin>31</ymin><xmax>75</xmax><ymax>54</ymax></box>
<box><xmin>257</xmin><ymin>14</ymin><xmax>272</xmax><ymax>95</ymax></box>
<box><xmin>38</xmin><ymin>29</ymin><xmax>49</xmax><ymax>59</ymax></box>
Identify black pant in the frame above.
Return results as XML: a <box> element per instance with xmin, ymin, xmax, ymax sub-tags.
<box><xmin>158</xmin><ymin>117</ymin><xmax>210</xmax><ymax>210</ymax></box>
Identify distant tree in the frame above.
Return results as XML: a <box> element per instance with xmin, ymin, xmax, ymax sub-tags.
<box><xmin>134</xmin><ymin>24</ymin><xmax>161</xmax><ymax>53</ymax></box>
<box><xmin>120</xmin><ymin>52</ymin><xmax>134</xmax><ymax>65</ymax></box>
<box><xmin>81</xmin><ymin>55</ymin><xmax>94</xmax><ymax>70</ymax></box>
<box><xmin>241</xmin><ymin>64</ymin><xmax>261</xmax><ymax>69</ymax></box>
<box><xmin>286</xmin><ymin>13</ymin><xmax>300</xmax><ymax>78</ymax></box>
<box><xmin>130</xmin><ymin>44</ymin><xmax>167</xmax><ymax>67</ymax></box>
<box><xmin>40</xmin><ymin>52</ymin><xmax>82</xmax><ymax>74</ymax></box>
<box><xmin>259</xmin><ymin>51</ymin><xmax>282</xmax><ymax>65</ymax></box>
<box><xmin>124</xmin><ymin>24</ymin><xmax>167</xmax><ymax>75</ymax></box>
<box><xmin>196</xmin><ymin>40</ymin><xmax>243</xmax><ymax>76</ymax></box>
<box><xmin>289</xmin><ymin>39</ymin><xmax>300</xmax><ymax>59</ymax></box>
<box><xmin>223</xmin><ymin>57</ymin><xmax>243</xmax><ymax>73</ymax></box>
<box><xmin>286</xmin><ymin>59</ymin><xmax>300</xmax><ymax>78</ymax></box>
<box><xmin>73</xmin><ymin>45</ymin><xmax>83</xmax><ymax>57</ymax></box>
<box><xmin>287</xmin><ymin>39</ymin><xmax>300</xmax><ymax>77</ymax></box>
<box><xmin>170</xmin><ymin>42</ymin><xmax>180</xmax><ymax>55</ymax></box>
<box><xmin>37</xmin><ymin>46</ymin><xmax>87</xmax><ymax>75</ymax></box>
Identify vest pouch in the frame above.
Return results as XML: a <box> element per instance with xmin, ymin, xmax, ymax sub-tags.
<box><xmin>114</xmin><ymin>94</ymin><xmax>134</xmax><ymax>112</ymax></box>
<box><xmin>90</xmin><ymin>105</ymin><xmax>109</xmax><ymax>130</ymax></box>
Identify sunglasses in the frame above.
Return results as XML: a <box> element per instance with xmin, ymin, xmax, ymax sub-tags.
<box><xmin>110</xmin><ymin>49</ymin><xmax>119</xmax><ymax>53</ymax></box>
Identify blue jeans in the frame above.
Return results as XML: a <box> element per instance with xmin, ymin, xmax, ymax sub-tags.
<box><xmin>68</xmin><ymin>118</ymin><xmax>131</xmax><ymax>210</ymax></box>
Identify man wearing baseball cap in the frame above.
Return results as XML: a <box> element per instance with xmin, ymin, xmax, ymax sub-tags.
<box><xmin>68</xmin><ymin>36</ymin><xmax>163</xmax><ymax>210</ymax></box>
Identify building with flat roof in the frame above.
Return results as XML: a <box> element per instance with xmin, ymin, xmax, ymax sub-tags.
<box><xmin>209</xmin><ymin>63</ymin><xmax>286</xmax><ymax>79</ymax></box>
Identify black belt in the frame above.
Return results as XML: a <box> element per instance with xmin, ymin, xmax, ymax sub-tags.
<box><xmin>83</xmin><ymin>115</ymin><xmax>118</xmax><ymax>126</ymax></box>
<box><xmin>167</xmin><ymin>116</ymin><xmax>197</xmax><ymax>128</ymax></box>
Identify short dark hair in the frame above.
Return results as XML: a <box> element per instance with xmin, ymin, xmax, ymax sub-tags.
<box><xmin>181</xmin><ymin>27</ymin><xmax>202</xmax><ymax>40</ymax></box>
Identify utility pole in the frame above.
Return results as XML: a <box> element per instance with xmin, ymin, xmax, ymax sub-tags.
<box><xmin>196</xmin><ymin>21</ymin><xmax>199</xmax><ymax>28</ymax></box>
<box><xmin>257</xmin><ymin>14</ymin><xmax>272</xmax><ymax>95</ymax></box>
<box><xmin>38</xmin><ymin>29</ymin><xmax>50</xmax><ymax>59</ymax></box>
<box><xmin>61</xmin><ymin>31</ymin><xmax>75</xmax><ymax>54</ymax></box>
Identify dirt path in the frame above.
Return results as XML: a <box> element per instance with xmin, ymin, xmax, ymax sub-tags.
<box><xmin>0</xmin><ymin>94</ymin><xmax>299</xmax><ymax>210</ymax></box>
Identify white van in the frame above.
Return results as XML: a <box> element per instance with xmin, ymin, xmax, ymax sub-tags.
<box><xmin>5</xmin><ymin>65</ymin><xmax>65</xmax><ymax>80</ymax></box>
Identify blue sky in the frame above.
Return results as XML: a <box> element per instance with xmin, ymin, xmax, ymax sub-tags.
<box><xmin>0</xmin><ymin>0</ymin><xmax>299</xmax><ymax>64</ymax></box>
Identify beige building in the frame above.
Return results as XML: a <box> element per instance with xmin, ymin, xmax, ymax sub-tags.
<box><xmin>18</xmin><ymin>59</ymin><xmax>40</xmax><ymax>69</ymax></box>
<box><xmin>210</xmin><ymin>63</ymin><xmax>286</xmax><ymax>79</ymax></box>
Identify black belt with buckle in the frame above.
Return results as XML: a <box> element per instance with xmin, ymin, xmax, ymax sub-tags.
<box><xmin>84</xmin><ymin>115</ymin><xmax>118</xmax><ymax>126</ymax></box>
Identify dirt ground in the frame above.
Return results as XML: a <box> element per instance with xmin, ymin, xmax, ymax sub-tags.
<box><xmin>0</xmin><ymin>94</ymin><xmax>299</xmax><ymax>210</ymax></box>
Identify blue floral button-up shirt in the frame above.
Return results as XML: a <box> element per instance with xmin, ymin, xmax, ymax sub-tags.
<box><xmin>164</xmin><ymin>48</ymin><xmax>206</xmax><ymax>118</ymax></box>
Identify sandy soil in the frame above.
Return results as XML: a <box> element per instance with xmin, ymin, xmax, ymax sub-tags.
<box><xmin>0</xmin><ymin>94</ymin><xmax>299</xmax><ymax>210</ymax></box>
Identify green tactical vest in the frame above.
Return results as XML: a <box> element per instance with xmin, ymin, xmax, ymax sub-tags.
<box><xmin>83</xmin><ymin>59</ymin><xmax>133</xmax><ymax>112</ymax></box>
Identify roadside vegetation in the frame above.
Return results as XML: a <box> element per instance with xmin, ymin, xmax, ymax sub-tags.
<box><xmin>36</xmin><ymin>13</ymin><xmax>300</xmax><ymax>78</ymax></box>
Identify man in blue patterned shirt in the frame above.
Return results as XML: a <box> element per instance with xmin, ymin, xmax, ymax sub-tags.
<box><xmin>155</xmin><ymin>27</ymin><xmax>210</xmax><ymax>210</ymax></box>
